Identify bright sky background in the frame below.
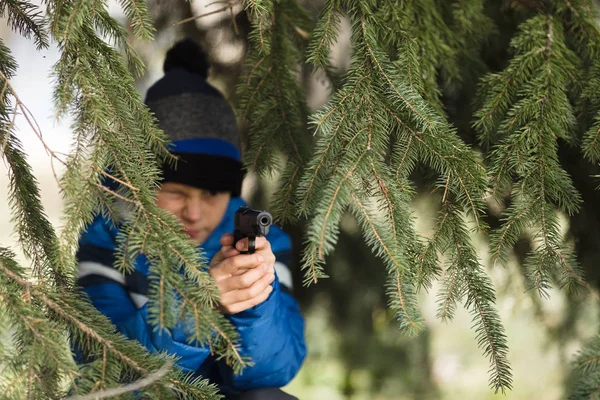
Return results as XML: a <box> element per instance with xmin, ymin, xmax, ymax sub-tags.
<box><xmin>0</xmin><ymin>26</ymin><xmax>72</xmax><ymax>257</ymax></box>
<box><xmin>3</xmin><ymin>33</ymin><xmax>71</xmax><ymax>164</ymax></box>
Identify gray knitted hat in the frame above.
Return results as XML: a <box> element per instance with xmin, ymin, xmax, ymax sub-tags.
<box><xmin>144</xmin><ymin>39</ymin><xmax>244</xmax><ymax>196</ymax></box>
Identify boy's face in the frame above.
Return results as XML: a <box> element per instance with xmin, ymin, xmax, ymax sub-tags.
<box><xmin>156</xmin><ymin>182</ymin><xmax>231</xmax><ymax>246</ymax></box>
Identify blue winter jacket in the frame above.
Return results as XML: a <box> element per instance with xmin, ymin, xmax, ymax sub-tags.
<box><xmin>75</xmin><ymin>197</ymin><xmax>306</xmax><ymax>397</ymax></box>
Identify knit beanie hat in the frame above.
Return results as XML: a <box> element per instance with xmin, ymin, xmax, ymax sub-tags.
<box><xmin>145</xmin><ymin>38</ymin><xmax>243</xmax><ymax>196</ymax></box>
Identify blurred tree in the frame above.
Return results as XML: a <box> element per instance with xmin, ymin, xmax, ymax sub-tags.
<box><xmin>2</xmin><ymin>0</ymin><xmax>600</xmax><ymax>399</ymax></box>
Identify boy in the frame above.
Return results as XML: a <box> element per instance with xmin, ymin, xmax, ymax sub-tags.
<box><xmin>76</xmin><ymin>39</ymin><xmax>306</xmax><ymax>399</ymax></box>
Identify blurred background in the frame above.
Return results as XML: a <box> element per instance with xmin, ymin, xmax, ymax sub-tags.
<box><xmin>1</xmin><ymin>1</ymin><xmax>600</xmax><ymax>399</ymax></box>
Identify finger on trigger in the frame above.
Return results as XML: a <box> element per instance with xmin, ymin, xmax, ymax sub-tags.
<box><xmin>235</xmin><ymin>237</ymin><xmax>248</xmax><ymax>251</ymax></box>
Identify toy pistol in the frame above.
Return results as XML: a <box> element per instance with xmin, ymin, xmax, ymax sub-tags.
<box><xmin>233</xmin><ymin>206</ymin><xmax>273</xmax><ymax>254</ymax></box>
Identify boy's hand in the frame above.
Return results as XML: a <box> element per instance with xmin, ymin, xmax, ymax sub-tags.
<box><xmin>209</xmin><ymin>234</ymin><xmax>276</xmax><ymax>314</ymax></box>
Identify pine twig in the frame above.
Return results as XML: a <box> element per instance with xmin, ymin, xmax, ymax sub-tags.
<box><xmin>64</xmin><ymin>360</ymin><xmax>174</xmax><ymax>400</ymax></box>
<box><xmin>173</xmin><ymin>5</ymin><xmax>230</xmax><ymax>26</ymax></box>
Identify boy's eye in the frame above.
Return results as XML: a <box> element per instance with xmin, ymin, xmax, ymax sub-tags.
<box><xmin>165</xmin><ymin>189</ymin><xmax>185</xmax><ymax>197</ymax></box>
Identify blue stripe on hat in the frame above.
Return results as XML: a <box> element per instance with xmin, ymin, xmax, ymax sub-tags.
<box><xmin>171</xmin><ymin>138</ymin><xmax>241</xmax><ymax>161</ymax></box>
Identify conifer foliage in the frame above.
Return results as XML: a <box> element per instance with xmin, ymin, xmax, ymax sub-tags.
<box><xmin>240</xmin><ymin>0</ymin><xmax>509</xmax><ymax>392</ymax></box>
<box><xmin>1</xmin><ymin>0</ymin><xmax>600</xmax><ymax>398</ymax></box>
<box><xmin>238</xmin><ymin>0</ymin><xmax>600</xmax><ymax>396</ymax></box>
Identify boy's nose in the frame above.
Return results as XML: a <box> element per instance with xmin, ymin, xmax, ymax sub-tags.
<box><xmin>182</xmin><ymin>198</ymin><xmax>203</xmax><ymax>222</ymax></box>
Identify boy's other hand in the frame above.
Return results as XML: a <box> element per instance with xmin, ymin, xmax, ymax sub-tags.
<box><xmin>209</xmin><ymin>234</ymin><xmax>276</xmax><ymax>314</ymax></box>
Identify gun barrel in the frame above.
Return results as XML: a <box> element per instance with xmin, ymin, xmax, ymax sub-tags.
<box><xmin>256</xmin><ymin>211</ymin><xmax>272</xmax><ymax>229</ymax></box>
<box><xmin>234</xmin><ymin>206</ymin><xmax>273</xmax><ymax>239</ymax></box>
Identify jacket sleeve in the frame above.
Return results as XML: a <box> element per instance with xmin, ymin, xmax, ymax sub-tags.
<box><xmin>217</xmin><ymin>273</ymin><xmax>307</xmax><ymax>390</ymax></box>
<box><xmin>81</xmin><ymin>281</ymin><xmax>212</xmax><ymax>374</ymax></box>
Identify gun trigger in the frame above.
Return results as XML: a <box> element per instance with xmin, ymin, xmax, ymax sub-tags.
<box><xmin>247</xmin><ymin>237</ymin><xmax>256</xmax><ymax>255</ymax></box>
<box><xmin>248</xmin><ymin>236</ymin><xmax>256</xmax><ymax>254</ymax></box>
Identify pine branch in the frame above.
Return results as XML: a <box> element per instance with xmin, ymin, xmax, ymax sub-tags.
<box><xmin>557</xmin><ymin>0</ymin><xmax>600</xmax><ymax>63</ymax></box>
<box><xmin>58</xmin><ymin>148</ymin><xmax>107</xmax><ymax>274</ymax></box>
<box><xmin>574</xmin><ymin>338</ymin><xmax>600</xmax><ymax>375</ymax></box>
<box><xmin>119</xmin><ymin>0</ymin><xmax>155</xmax><ymax>41</ymax></box>
<box><xmin>392</xmin><ymin>131</ymin><xmax>416</xmax><ymax>182</ymax></box>
<box><xmin>462</xmin><ymin>262</ymin><xmax>512</xmax><ymax>393</ymax></box>
<box><xmin>446</xmin><ymin>211</ymin><xmax>512</xmax><ymax>393</ymax></box>
<box><xmin>582</xmin><ymin>115</ymin><xmax>600</xmax><ymax>162</ymax></box>
<box><xmin>0</xmin><ymin>288</ymin><xmax>76</xmax><ymax>398</ymax></box>
<box><xmin>248</xmin><ymin>13</ymin><xmax>272</xmax><ymax>56</ymax></box>
<box><xmin>415</xmin><ymin>228</ymin><xmax>443</xmax><ymax>293</ymax></box>
<box><xmin>0</xmin><ymin>248</ymin><xmax>220</xmax><ymax>399</ymax></box>
<box><xmin>570</xmin><ymin>336</ymin><xmax>600</xmax><ymax>400</ymax></box>
<box><xmin>299</xmin><ymin>244</ymin><xmax>328</xmax><ymax>287</ymax></box>
<box><xmin>477</xmin><ymin>14</ymin><xmax>585</xmax><ymax>296</ymax></box>
<box><xmin>300</xmin><ymin>83</ymin><xmax>383</xmax><ymax>271</ymax></box>
<box><xmin>437</xmin><ymin>257</ymin><xmax>463</xmax><ymax>322</ymax></box>
<box><xmin>370</xmin><ymin>161</ymin><xmax>397</xmax><ymax>243</ymax></box>
<box><xmin>0</xmin><ymin>0</ymin><xmax>48</xmax><ymax>49</ymax></box>
<box><xmin>41</xmin><ymin>1</ymin><xmax>244</xmax><ymax>389</ymax></box>
<box><xmin>65</xmin><ymin>360</ymin><xmax>174</xmax><ymax>400</ymax></box>
<box><xmin>489</xmin><ymin>195</ymin><xmax>541</xmax><ymax>266</ymax></box>
<box><xmin>175</xmin><ymin>286</ymin><xmax>249</xmax><ymax>372</ymax></box>
<box><xmin>388</xmin><ymin>108</ymin><xmax>487</xmax><ymax>227</ymax></box>
<box><xmin>306</xmin><ymin>0</ymin><xmax>340</xmax><ymax>68</ymax></box>
<box><xmin>578</xmin><ymin>64</ymin><xmax>600</xmax><ymax>163</ymax></box>
<box><xmin>451</xmin><ymin>0</ymin><xmax>495</xmax><ymax>59</ymax></box>
<box><xmin>360</xmin><ymin>18</ymin><xmax>436</xmax><ymax>133</ymax></box>
<box><xmin>238</xmin><ymin>0</ymin><xmax>311</xmax><ymax>221</ymax></box>
<box><xmin>0</xmin><ymin>69</ymin><xmax>69</xmax><ymax>287</ymax></box>
<box><xmin>270</xmin><ymin>164</ymin><xmax>303</xmax><ymax>224</ymax></box>
<box><xmin>272</xmin><ymin>74</ymin><xmax>303</xmax><ymax>164</ymax></box>
<box><xmin>350</xmin><ymin>190</ymin><xmax>424</xmax><ymax>336</ymax></box>
<box><xmin>316</xmin><ymin>152</ymin><xmax>366</xmax><ymax>260</ymax></box>
<box><xmin>296</xmin><ymin>7</ymin><xmax>492</xmax><ymax>371</ymax></box>
<box><xmin>240</xmin><ymin>64</ymin><xmax>273</xmax><ymax>122</ymax></box>
<box><xmin>375</xmin><ymin>0</ymin><xmax>476</xmax><ymax>106</ymax></box>
<box><xmin>143</xmin><ymin>208</ymin><xmax>218</xmax><ymax>298</ymax></box>
<box><xmin>474</xmin><ymin>73</ymin><xmax>519</xmax><ymax>146</ymax></box>
<box><xmin>388</xmin><ymin>269</ymin><xmax>423</xmax><ymax>336</ymax></box>
<box><xmin>245</xmin><ymin>0</ymin><xmax>274</xmax><ymax>45</ymax></box>
<box><xmin>298</xmin><ymin>72</ymin><xmax>368</xmax><ymax>215</ymax></box>
<box><xmin>349</xmin><ymin>193</ymin><xmax>402</xmax><ymax>274</ymax></box>
<box><xmin>536</xmin><ymin>195</ymin><xmax>584</xmax><ymax>292</ymax></box>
